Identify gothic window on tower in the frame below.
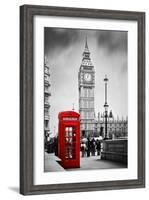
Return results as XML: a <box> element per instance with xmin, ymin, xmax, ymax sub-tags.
<box><xmin>84</xmin><ymin>88</ymin><xmax>87</xmax><ymax>97</ymax></box>
<box><xmin>81</xmin><ymin>111</ymin><xmax>84</xmax><ymax>118</ymax></box>
<box><xmin>86</xmin><ymin>112</ymin><xmax>88</xmax><ymax>119</ymax></box>
<box><xmin>87</xmin><ymin>101</ymin><xmax>89</xmax><ymax>108</ymax></box>
<box><xmin>86</xmin><ymin>88</ymin><xmax>88</xmax><ymax>96</ymax></box>
<box><xmin>88</xmin><ymin>89</ymin><xmax>90</xmax><ymax>97</ymax></box>
<box><xmin>84</xmin><ymin>101</ymin><xmax>86</xmax><ymax>108</ymax></box>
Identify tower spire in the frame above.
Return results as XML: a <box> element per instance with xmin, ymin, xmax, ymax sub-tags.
<box><xmin>81</xmin><ymin>36</ymin><xmax>93</xmax><ymax>67</ymax></box>
<box><xmin>85</xmin><ymin>36</ymin><xmax>88</xmax><ymax>49</ymax></box>
<box><xmin>84</xmin><ymin>36</ymin><xmax>89</xmax><ymax>53</ymax></box>
<box><xmin>82</xmin><ymin>36</ymin><xmax>90</xmax><ymax>61</ymax></box>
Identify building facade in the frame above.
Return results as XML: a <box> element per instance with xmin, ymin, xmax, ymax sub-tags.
<box><xmin>95</xmin><ymin>113</ymin><xmax>128</xmax><ymax>139</ymax></box>
<box><xmin>44</xmin><ymin>58</ymin><xmax>51</xmax><ymax>143</ymax></box>
<box><xmin>78</xmin><ymin>39</ymin><xmax>95</xmax><ymax>137</ymax></box>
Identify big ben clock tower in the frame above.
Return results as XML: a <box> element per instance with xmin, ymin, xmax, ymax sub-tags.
<box><xmin>78</xmin><ymin>38</ymin><xmax>95</xmax><ymax>137</ymax></box>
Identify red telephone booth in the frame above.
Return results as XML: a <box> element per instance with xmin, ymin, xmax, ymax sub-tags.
<box><xmin>58</xmin><ymin>111</ymin><xmax>80</xmax><ymax>169</ymax></box>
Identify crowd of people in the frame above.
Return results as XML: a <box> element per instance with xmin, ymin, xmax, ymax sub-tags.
<box><xmin>80</xmin><ymin>138</ymin><xmax>101</xmax><ymax>157</ymax></box>
<box><xmin>45</xmin><ymin>136</ymin><xmax>102</xmax><ymax>158</ymax></box>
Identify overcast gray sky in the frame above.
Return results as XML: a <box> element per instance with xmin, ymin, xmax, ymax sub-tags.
<box><xmin>44</xmin><ymin>28</ymin><xmax>128</xmax><ymax>135</ymax></box>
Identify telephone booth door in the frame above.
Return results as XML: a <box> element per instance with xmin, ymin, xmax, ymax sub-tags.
<box><xmin>58</xmin><ymin>111</ymin><xmax>80</xmax><ymax>169</ymax></box>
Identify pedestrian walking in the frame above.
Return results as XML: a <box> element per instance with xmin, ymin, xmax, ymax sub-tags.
<box><xmin>96</xmin><ymin>139</ymin><xmax>101</xmax><ymax>156</ymax></box>
<box><xmin>91</xmin><ymin>138</ymin><xmax>96</xmax><ymax>156</ymax></box>
<box><xmin>81</xmin><ymin>142</ymin><xmax>86</xmax><ymax>157</ymax></box>
<box><xmin>86</xmin><ymin>137</ymin><xmax>91</xmax><ymax>157</ymax></box>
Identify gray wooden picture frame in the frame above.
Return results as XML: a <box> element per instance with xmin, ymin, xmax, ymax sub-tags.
<box><xmin>20</xmin><ymin>4</ymin><xmax>145</xmax><ymax>195</ymax></box>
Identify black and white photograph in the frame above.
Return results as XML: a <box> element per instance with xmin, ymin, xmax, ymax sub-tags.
<box><xmin>19</xmin><ymin>4</ymin><xmax>145</xmax><ymax>195</ymax></box>
<box><xmin>44</xmin><ymin>27</ymin><xmax>128</xmax><ymax>172</ymax></box>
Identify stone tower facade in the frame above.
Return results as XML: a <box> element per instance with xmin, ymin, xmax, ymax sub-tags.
<box><xmin>78</xmin><ymin>38</ymin><xmax>95</xmax><ymax>137</ymax></box>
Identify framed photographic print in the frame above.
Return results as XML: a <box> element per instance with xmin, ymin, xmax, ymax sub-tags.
<box><xmin>20</xmin><ymin>5</ymin><xmax>145</xmax><ymax>195</ymax></box>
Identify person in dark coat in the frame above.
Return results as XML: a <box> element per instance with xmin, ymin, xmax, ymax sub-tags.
<box><xmin>96</xmin><ymin>139</ymin><xmax>101</xmax><ymax>156</ymax></box>
<box><xmin>91</xmin><ymin>138</ymin><xmax>96</xmax><ymax>156</ymax></box>
<box><xmin>86</xmin><ymin>137</ymin><xmax>91</xmax><ymax>157</ymax></box>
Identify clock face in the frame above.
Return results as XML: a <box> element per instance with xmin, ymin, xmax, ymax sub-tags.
<box><xmin>84</xmin><ymin>73</ymin><xmax>92</xmax><ymax>82</ymax></box>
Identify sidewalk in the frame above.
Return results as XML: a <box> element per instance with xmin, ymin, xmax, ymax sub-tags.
<box><xmin>44</xmin><ymin>152</ymin><xmax>127</xmax><ymax>172</ymax></box>
<box><xmin>44</xmin><ymin>152</ymin><xmax>65</xmax><ymax>172</ymax></box>
<box><xmin>67</xmin><ymin>155</ymin><xmax>127</xmax><ymax>171</ymax></box>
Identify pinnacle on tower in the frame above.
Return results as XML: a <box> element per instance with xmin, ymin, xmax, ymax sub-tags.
<box><xmin>84</xmin><ymin>36</ymin><xmax>89</xmax><ymax>53</ymax></box>
<box><xmin>85</xmin><ymin>36</ymin><xmax>89</xmax><ymax>49</ymax></box>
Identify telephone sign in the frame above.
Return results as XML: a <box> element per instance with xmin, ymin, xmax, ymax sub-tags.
<box><xmin>58</xmin><ymin>111</ymin><xmax>80</xmax><ymax>169</ymax></box>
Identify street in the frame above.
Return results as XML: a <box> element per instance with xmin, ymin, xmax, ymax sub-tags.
<box><xmin>44</xmin><ymin>152</ymin><xmax>127</xmax><ymax>172</ymax></box>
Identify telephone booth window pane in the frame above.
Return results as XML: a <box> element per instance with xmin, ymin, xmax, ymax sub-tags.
<box><xmin>69</xmin><ymin>127</ymin><xmax>72</xmax><ymax>132</ymax></box>
<box><xmin>69</xmin><ymin>132</ymin><xmax>72</xmax><ymax>137</ymax></box>
<box><xmin>65</xmin><ymin>126</ymin><xmax>76</xmax><ymax>159</ymax></box>
<box><xmin>69</xmin><ymin>138</ymin><xmax>72</xmax><ymax>143</ymax></box>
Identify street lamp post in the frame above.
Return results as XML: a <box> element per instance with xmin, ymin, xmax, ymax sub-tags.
<box><xmin>104</xmin><ymin>75</ymin><xmax>109</xmax><ymax>140</ymax></box>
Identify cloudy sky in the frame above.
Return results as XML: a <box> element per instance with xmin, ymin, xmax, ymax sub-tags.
<box><xmin>44</xmin><ymin>27</ymin><xmax>128</xmax><ymax>134</ymax></box>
